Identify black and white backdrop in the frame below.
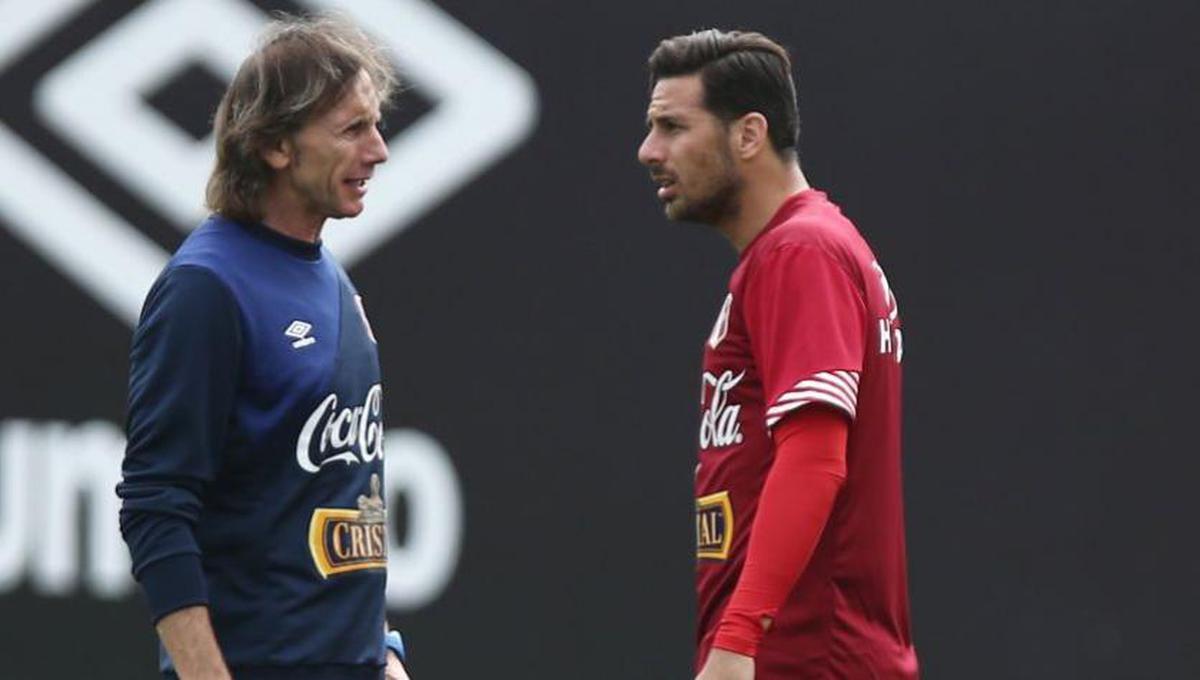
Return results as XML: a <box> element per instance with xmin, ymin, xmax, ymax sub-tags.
<box><xmin>1</xmin><ymin>0</ymin><xmax>1197</xmax><ymax>677</ymax></box>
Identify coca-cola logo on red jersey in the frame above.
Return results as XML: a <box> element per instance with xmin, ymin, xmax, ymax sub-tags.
<box><xmin>700</xmin><ymin>370</ymin><xmax>745</xmax><ymax>449</ymax></box>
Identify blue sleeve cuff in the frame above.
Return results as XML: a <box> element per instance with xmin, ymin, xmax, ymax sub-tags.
<box><xmin>138</xmin><ymin>553</ymin><xmax>208</xmax><ymax>623</ymax></box>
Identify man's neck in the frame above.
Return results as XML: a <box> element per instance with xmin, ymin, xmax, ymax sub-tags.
<box><xmin>259</xmin><ymin>190</ymin><xmax>324</xmax><ymax>244</ymax></box>
<box><xmin>718</xmin><ymin>163</ymin><xmax>809</xmax><ymax>254</ymax></box>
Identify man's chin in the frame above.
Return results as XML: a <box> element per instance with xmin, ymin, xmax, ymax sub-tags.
<box><xmin>329</xmin><ymin>203</ymin><xmax>365</xmax><ymax>220</ymax></box>
<box><xmin>665</xmin><ymin>201</ymin><xmax>710</xmax><ymax>225</ymax></box>
<box><xmin>663</xmin><ymin>199</ymin><xmax>688</xmax><ymax>221</ymax></box>
<box><xmin>666</xmin><ymin>184</ymin><xmax>738</xmax><ymax>226</ymax></box>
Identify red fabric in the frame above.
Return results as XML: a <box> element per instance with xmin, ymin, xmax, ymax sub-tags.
<box><xmin>694</xmin><ymin>190</ymin><xmax>917</xmax><ymax>679</ymax></box>
<box><xmin>741</xmin><ymin>240</ymin><xmax>867</xmax><ymax>424</ymax></box>
<box><xmin>710</xmin><ymin>407</ymin><xmax>848</xmax><ymax>658</ymax></box>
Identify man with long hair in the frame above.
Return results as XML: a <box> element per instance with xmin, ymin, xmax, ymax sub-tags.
<box><xmin>118</xmin><ymin>14</ymin><xmax>409</xmax><ymax>679</ymax></box>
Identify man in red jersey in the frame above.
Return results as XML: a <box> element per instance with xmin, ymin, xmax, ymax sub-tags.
<box><xmin>637</xmin><ymin>30</ymin><xmax>918</xmax><ymax>680</ymax></box>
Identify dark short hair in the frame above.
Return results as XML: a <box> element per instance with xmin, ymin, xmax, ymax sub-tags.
<box><xmin>647</xmin><ymin>29</ymin><xmax>799</xmax><ymax>157</ymax></box>
<box><xmin>206</xmin><ymin>13</ymin><xmax>397</xmax><ymax>223</ymax></box>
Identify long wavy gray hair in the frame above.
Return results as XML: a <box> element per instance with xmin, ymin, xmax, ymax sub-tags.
<box><xmin>205</xmin><ymin>13</ymin><xmax>397</xmax><ymax>223</ymax></box>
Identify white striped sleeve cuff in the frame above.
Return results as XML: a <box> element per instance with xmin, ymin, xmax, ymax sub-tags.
<box><xmin>764</xmin><ymin>370</ymin><xmax>860</xmax><ymax>429</ymax></box>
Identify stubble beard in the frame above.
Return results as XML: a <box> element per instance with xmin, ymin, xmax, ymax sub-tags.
<box><xmin>665</xmin><ymin>147</ymin><xmax>741</xmax><ymax>227</ymax></box>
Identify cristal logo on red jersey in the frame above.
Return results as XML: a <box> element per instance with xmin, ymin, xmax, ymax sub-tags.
<box><xmin>700</xmin><ymin>370</ymin><xmax>745</xmax><ymax>449</ymax></box>
<box><xmin>696</xmin><ymin>490</ymin><xmax>733</xmax><ymax>560</ymax></box>
<box><xmin>296</xmin><ymin>384</ymin><xmax>385</xmax><ymax>473</ymax></box>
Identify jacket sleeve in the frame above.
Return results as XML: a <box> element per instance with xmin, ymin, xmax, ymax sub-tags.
<box><xmin>116</xmin><ymin>264</ymin><xmax>242</xmax><ymax>622</ymax></box>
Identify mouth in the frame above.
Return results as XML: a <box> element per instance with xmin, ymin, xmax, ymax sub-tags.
<box><xmin>651</xmin><ymin>175</ymin><xmax>677</xmax><ymax>201</ymax></box>
<box><xmin>345</xmin><ymin>177</ymin><xmax>370</xmax><ymax>196</ymax></box>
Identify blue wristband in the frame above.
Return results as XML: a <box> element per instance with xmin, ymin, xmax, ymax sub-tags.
<box><xmin>385</xmin><ymin>630</ymin><xmax>406</xmax><ymax>661</ymax></box>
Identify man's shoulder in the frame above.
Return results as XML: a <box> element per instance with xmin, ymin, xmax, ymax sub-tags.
<box><xmin>147</xmin><ymin>216</ymin><xmax>253</xmax><ymax>317</ymax></box>
<box><xmin>750</xmin><ymin>194</ymin><xmax>876</xmax><ymax>282</ymax></box>
<box><xmin>167</xmin><ymin>214</ymin><xmax>304</xmax><ymax>293</ymax></box>
<box><xmin>169</xmin><ymin>214</ymin><xmax>242</xmax><ymax>270</ymax></box>
<box><xmin>763</xmin><ymin>194</ymin><xmax>861</xmax><ymax>254</ymax></box>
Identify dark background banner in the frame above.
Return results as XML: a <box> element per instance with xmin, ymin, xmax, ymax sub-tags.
<box><xmin>1</xmin><ymin>1</ymin><xmax>1197</xmax><ymax>678</ymax></box>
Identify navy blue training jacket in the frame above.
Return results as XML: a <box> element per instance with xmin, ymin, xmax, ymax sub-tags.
<box><xmin>118</xmin><ymin>215</ymin><xmax>388</xmax><ymax>679</ymax></box>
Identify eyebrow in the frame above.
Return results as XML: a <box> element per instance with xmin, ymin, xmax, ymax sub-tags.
<box><xmin>646</xmin><ymin>111</ymin><xmax>682</xmax><ymax>127</ymax></box>
<box><xmin>340</xmin><ymin>108</ymin><xmax>382</xmax><ymax>128</ymax></box>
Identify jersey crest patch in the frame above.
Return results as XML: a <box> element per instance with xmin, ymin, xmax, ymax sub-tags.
<box><xmin>308</xmin><ymin>474</ymin><xmax>388</xmax><ymax>578</ymax></box>
<box><xmin>354</xmin><ymin>294</ymin><xmax>377</xmax><ymax>344</ymax></box>
<box><xmin>707</xmin><ymin>293</ymin><xmax>733</xmax><ymax>349</ymax></box>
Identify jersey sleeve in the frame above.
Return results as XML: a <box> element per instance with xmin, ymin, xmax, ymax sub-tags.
<box><xmin>742</xmin><ymin>244</ymin><xmax>867</xmax><ymax>429</ymax></box>
<box><xmin>116</xmin><ymin>264</ymin><xmax>242</xmax><ymax>621</ymax></box>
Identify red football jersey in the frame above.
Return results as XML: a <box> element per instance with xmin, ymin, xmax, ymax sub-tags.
<box><xmin>694</xmin><ymin>190</ymin><xmax>917</xmax><ymax>678</ymax></box>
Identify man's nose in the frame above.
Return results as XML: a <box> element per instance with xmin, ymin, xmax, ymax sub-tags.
<box><xmin>366</xmin><ymin>125</ymin><xmax>389</xmax><ymax>165</ymax></box>
<box><xmin>637</xmin><ymin>132</ymin><xmax>661</xmax><ymax>167</ymax></box>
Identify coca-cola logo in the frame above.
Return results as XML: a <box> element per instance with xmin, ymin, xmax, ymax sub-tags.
<box><xmin>296</xmin><ymin>384</ymin><xmax>385</xmax><ymax>473</ymax></box>
<box><xmin>700</xmin><ymin>370</ymin><xmax>744</xmax><ymax>449</ymax></box>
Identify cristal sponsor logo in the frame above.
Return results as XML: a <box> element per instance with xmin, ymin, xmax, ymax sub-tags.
<box><xmin>309</xmin><ymin>474</ymin><xmax>388</xmax><ymax>578</ymax></box>
<box><xmin>700</xmin><ymin>370</ymin><xmax>745</xmax><ymax>449</ymax></box>
<box><xmin>296</xmin><ymin>384</ymin><xmax>385</xmax><ymax>473</ymax></box>
<box><xmin>696</xmin><ymin>490</ymin><xmax>733</xmax><ymax>560</ymax></box>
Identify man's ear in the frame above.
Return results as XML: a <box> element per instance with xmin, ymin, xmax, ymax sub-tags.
<box><xmin>731</xmin><ymin>112</ymin><xmax>769</xmax><ymax>161</ymax></box>
<box><xmin>261</xmin><ymin>136</ymin><xmax>293</xmax><ymax>171</ymax></box>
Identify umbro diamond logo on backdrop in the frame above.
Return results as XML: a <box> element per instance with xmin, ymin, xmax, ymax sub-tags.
<box><xmin>0</xmin><ymin>0</ymin><xmax>539</xmax><ymax>328</ymax></box>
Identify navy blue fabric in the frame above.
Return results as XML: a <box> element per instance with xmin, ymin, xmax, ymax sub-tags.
<box><xmin>139</xmin><ymin>553</ymin><xmax>210</xmax><ymax>622</ymax></box>
<box><xmin>119</xmin><ymin>215</ymin><xmax>387</xmax><ymax>674</ymax></box>
<box><xmin>164</xmin><ymin>664</ymin><xmax>383</xmax><ymax>680</ymax></box>
<box><xmin>120</xmin><ymin>263</ymin><xmax>240</xmax><ymax>620</ymax></box>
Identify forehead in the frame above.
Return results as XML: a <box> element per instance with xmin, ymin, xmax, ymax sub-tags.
<box><xmin>647</xmin><ymin>74</ymin><xmax>705</xmax><ymax>117</ymax></box>
<box><xmin>327</xmin><ymin>70</ymin><xmax>381</xmax><ymax>119</ymax></box>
